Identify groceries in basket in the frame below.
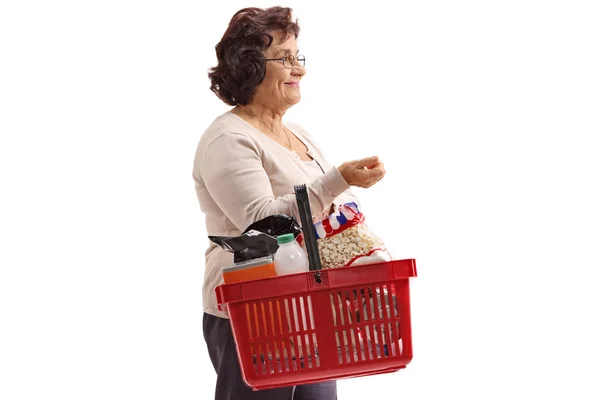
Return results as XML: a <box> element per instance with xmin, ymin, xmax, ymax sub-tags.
<box><xmin>314</xmin><ymin>202</ymin><xmax>391</xmax><ymax>269</ymax></box>
<box><xmin>274</xmin><ymin>233</ymin><xmax>309</xmax><ymax>276</ymax></box>
<box><xmin>221</xmin><ymin>256</ymin><xmax>275</xmax><ymax>284</ymax></box>
<box><xmin>209</xmin><ymin>230</ymin><xmax>278</xmax><ymax>264</ymax></box>
<box><xmin>210</xmin><ymin>214</ymin><xmax>303</xmax><ymax>264</ymax></box>
<box><xmin>243</xmin><ymin>214</ymin><xmax>304</xmax><ymax>247</ymax></box>
<box><xmin>209</xmin><ymin>230</ymin><xmax>278</xmax><ymax>283</ymax></box>
<box><xmin>209</xmin><ymin>214</ymin><xmax>307</xmax><ymax>283</ymax></box>
<box><xmin>244</xmin><ymin>215</ymin><xmax>308</xmax><ymax>276</ymax></box>
<box><xmin>312</xmin><ymin>202</ymin><xmax>400</xmax><ymax>358</ymax></box>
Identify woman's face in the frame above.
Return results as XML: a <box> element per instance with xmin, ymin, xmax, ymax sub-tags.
<box><xmin>252</xmin><ymin>31</ymin><xmax>306</xmax><ymax>112</ymax></box>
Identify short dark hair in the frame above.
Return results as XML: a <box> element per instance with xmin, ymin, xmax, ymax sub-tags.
<box><xmin>208</xmin><ymin>7</ymin><xmax>300</xmax><ymax>106</ymax></box>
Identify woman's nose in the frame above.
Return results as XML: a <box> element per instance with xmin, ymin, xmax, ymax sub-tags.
<box><xmin>292</xmin><ymin>64</ymin><xmax>306</xmax><ymax>77</ymax></box>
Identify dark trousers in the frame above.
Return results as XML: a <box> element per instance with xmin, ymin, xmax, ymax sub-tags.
<box><xmin>203</xmin><ymin>313</ymin><xmax>337</xmax><ymax>400</ymax></box>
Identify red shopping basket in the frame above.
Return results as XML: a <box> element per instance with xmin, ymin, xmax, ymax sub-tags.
<box><xmin>215</xmin><ymin>258</ymin><xmax>417</xmax><ymax>391</ymax></box>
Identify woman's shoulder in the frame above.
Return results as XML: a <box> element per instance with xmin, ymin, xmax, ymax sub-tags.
<box><xmin>198</xmin><ymin>111</ymin><xmax>256</xmax><ymax>149</ymax></box>
<box><xmin>194</xmin><ymin>112</ymin><xmax>264</xmax><ymax>175</ymax></box>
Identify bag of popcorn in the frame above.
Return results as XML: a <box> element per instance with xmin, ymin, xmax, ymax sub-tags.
<box><xmin>314</xmin><ymin>202</ymin><xmax>391</xmax><ymax>269</ymax></box>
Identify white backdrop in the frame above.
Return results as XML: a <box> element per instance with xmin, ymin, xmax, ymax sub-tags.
<box><xmin>1</xmin><ymin>0</ymin><xmax>599</xmax><ymax>399</ymax></box>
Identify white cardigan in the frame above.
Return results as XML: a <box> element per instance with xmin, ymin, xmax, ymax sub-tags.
<box><xmin>192</xmin><ymin>111</ymin><xmax>358</xmax><ymax>317</ymax></box>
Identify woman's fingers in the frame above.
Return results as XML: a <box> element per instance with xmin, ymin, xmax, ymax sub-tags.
<box><xmin>354</xmin><ymin>156</ymin><xmax>380</xmax><ymax>169</ymax></box>
<box><xmin>361</xmin><ymin>163</ymin><xmax>386</xmax><ymax>187</ymax></box>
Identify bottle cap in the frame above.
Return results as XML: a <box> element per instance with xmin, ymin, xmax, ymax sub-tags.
<box><xmin>277</xmin><ymin>233</ymin><xmax>295</xmax><ymax>245</ymax></box>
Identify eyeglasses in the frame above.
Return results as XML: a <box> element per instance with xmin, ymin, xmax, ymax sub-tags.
<box><xmin>265</xmin><ymin>53</ymin><xmax>306</xmax><ymax>69</ymax></box>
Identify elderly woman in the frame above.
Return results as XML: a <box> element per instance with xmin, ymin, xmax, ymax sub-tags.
<box><xmin>193</xmin><ymin>6</ymin><xmax>385</xmax><ymax>400</ymax></box>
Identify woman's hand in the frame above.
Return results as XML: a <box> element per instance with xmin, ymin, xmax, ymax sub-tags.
<box><xmin>337</xmin><ymin>156</ymin><xmax>386</xmax><ymax>188</ymax></box>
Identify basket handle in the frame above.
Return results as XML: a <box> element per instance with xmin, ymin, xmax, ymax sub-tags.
<box><xmin>294</xmin><ymin>184</ymin><xmax>322</xmax><ymax>272</ymax></box>
<box><xmin>295</xmin><ymin>184</ymin><xmax>324</xmax><ymax>284</ymax></box>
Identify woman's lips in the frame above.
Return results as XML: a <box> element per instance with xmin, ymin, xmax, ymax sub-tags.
<box><xmin>285</xmin><ymin>82</ymin><xmax>300</xmax><ymax>88</ymax></box>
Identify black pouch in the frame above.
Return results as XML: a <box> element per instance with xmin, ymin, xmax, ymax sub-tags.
<box><xmin>209</xmin><ymin>230</ymin><xmax>278</xmax><ymax>264</ymax></box>
<box><xmin>243</xmin><ymin>214</ymin><xmax>303</xmax><ymax>242</ymax></box>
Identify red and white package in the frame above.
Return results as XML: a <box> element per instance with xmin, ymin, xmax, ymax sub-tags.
<box><xmin>314</xmin><ymin>202</ymin><xmax>391</xmax><ymax>269</ymax></box>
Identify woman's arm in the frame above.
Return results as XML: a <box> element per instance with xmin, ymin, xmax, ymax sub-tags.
<box><xmin>198</xmin><ymin>132</ymin><xmax>350</xmax><ymax>231</ymax></box>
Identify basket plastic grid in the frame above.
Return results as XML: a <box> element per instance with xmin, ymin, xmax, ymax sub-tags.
<box><xmin>215</xmin><ymin>259</ymin><xmax>417</xmax><ymax>391</ymax></box>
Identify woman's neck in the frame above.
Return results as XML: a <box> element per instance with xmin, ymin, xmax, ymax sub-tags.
<box><xmin>234</xmin><ymin>103</ymin><xmax>286</xmax><ymax>132</ymax></box>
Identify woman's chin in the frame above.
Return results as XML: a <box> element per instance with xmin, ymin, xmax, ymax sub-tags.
<box><xmin>286</xmin><ymin>94</ymin><xmax>301</xmax><ymax>107</ymax></box>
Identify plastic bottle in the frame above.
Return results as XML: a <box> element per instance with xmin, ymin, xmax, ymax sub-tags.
<box><xmin>274</xmin><ymin>234</ymin><xmax>309</xmax><ymax>276</ymax></box>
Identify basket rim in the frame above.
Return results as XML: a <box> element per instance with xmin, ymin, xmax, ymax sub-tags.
<box><xmin>216</xmin><ymin>259</ymin><xmax>416</xmax><ymax>307</ymax></box>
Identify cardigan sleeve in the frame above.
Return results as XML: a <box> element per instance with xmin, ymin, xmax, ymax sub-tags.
<box><xmin>198</xmin><ymin>131</ymin><xmax>350</xmax><ymax>231</ymax></box>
